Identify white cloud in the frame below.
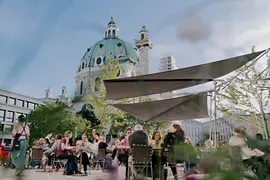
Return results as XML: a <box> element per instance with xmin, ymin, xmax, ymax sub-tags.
<box><xmin>150</xmin><ymin>1</ymin><xmax>270</xmax><ymax>74</ymax></box>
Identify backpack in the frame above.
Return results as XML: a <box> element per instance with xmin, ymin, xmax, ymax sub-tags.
<box><xmin>103</xmin><ymin>154</ymin><xmax>113</xmax><ymax>171</ymax></box>
<box><xmin>64</xmin><ymin>161</ymin><xmax>75</xmax><ymax>175</ymax></box>
<box><xmin>12</xmin><ymin>124</ymin><xmax>26</xmax><ymax>151</ymax></box>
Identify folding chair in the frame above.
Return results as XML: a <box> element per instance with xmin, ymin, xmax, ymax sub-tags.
<box><xmin>91</xmin><ymin>149</ymin><xmax>106</xmax><ymax>171</ymax></box>
<box><xmin>128</xmin><ymin>144</ymin><xmax>153</xmax><ymax>180</ymax></box>
<box><xmin>31</xmin><ymin>148</ymin><xmax>44</xmax><ymax>172</ymax></box>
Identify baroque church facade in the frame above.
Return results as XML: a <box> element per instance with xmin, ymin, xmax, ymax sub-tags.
<box><xmin>75</xmin><ymin>16</ymin><xmax>152</xmax><ymax>97</ymax></box>
<box><xmin>43</xmin><ymin>17</ymin><xmax>152</xmax><ymax>112</ymax></box>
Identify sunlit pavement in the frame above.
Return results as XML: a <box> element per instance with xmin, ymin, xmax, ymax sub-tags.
<box><xmin>1</xmin><ymin>166</ymin><xmax>184</xmax><ymax>180</ymax></box>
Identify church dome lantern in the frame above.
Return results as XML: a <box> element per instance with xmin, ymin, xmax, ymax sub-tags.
<box><xmin>105</xmin><ymin>16</ymin><xmax>119</xmax><ymax>39</ymax></box>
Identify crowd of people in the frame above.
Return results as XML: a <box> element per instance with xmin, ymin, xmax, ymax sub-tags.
<box><xmin>8</xmin><ymin>114</ymin><xmax>270</xmax><ymax>180</ymax></box>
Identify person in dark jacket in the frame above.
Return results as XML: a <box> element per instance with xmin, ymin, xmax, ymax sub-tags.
<box><xmin>161</xmin><ymin>124</ymin><xmax>185</xmax><ymax>180</ymax></box>
<box><xmin>128</xmin><ymin>124</ymin><xmax>149</xmax><ymax>179</ymax></box>
<box><xmin>128</xmin><ymin>124</ymin><xmax>149</xmax><ymax>147</ymax></box>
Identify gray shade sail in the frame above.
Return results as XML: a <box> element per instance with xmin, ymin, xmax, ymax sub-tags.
<box><xmin>113</xmin><ymin>92</ymin><xmax>209</xmax><ymax>122</ymax></box>
<box><xmin>105</xmin><ymin>50</ymin><xmax>265</xmax><ymax>100</ymax></box>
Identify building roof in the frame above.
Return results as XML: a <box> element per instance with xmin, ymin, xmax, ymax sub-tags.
<box><xmin>140</xmin><ymin>25</ymin><xmax>148</xmax><ymax>33</ymax></box>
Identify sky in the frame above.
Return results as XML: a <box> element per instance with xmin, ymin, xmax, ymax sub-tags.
<box><xmin>0</xmin><ymin>0</ymin><xmax>270</xmax><ymax>98</ymax></box>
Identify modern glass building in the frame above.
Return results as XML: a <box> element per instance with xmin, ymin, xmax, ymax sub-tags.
<box><xmin>0</xmin><ymin>89</ymin><xmax>43</xmax><ymax>145</ymax></box>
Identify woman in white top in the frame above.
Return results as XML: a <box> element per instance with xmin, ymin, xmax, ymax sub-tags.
<box><xmin>76</xmin><ymin>133</ymin><xmax>92</xmax><ymax>174</ymax></box>
<box><xmin>229</xmin><ymin>125</ymin><xmax>264</xmax><ymax>162</ymax></box>
<box><xmin>11</xmin><ymin>115</ymin><xmax>30</xmax><ymax>176</ymax></box>
<box><xmin>151</xmin><ymin>131</ymin><xmax>162</xmax><ymax>149</ymax></box>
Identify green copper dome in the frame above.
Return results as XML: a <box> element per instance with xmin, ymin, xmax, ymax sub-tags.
<box><xmin>78</xmin><ymin>17</ymin><xmax>139</xmax><ymax>71</ymax></box>
<box><xmin>81</xmin><ymin>38</ymin><xmax>139</xmax><ymax>67</ymax></box>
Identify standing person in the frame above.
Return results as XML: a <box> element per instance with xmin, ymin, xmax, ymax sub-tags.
<box><xmin>161</xmin><ymin>124</ymin><xmax>185</xmax><ymax>180</ymax></box>
<box><xmin>151</xmin><ymin>131</ymin><xmax>162</xmax><ymax>180</ymax></box>
<box><xmin>11</xmin><ymin>115</ymin><xmax>30</xmax><ymax>176</ymax></box>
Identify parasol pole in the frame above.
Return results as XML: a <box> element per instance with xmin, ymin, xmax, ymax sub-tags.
<box><xmin>213</xmin><ymin>80</ymin><xmax>218</xmax><ymax>147</ymax></box>
<box><xmin>209</xmin><ymin>92</ymin><xmax>213</xmax><ymax>141</ymax></box>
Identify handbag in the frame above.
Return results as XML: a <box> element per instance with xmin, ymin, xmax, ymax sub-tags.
<box><xmin>12</xmin><ymin>124</ymin><xmax>26</xmax><ymax>151</ymax></box>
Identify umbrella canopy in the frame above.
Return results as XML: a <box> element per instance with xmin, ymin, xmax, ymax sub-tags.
<box><xmin>105</xmin><ymin>50</ymin><xmax>265</xmax><ymax>100</ymax></box>
<box><xmin>112</xmin><ymin>92</ymin><xmax>209</xmax><ymax>122</ymax></box>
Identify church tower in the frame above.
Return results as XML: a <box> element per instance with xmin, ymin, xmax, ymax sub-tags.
<box><xmin>45</xmin><ymin>87</ymin><xmax>53</xmax><ymax>99</ymax></box>
<box><xmin>61</xmin><ymin>86</ymin><xmax>68</xmax><ymax>97</ymax></box>
<box><xmin>136</xmin><ymin>26</ymin><xmax>152</xmax><ymax>75</ymax></box>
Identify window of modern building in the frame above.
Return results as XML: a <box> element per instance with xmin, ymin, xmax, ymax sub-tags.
<box><xmin>4</xmin><ymin>124</ymin><xmax>13</xmax><ymax>132</ymax></box>
<box><xmin>28</xmin><ymin>102</ymin><xmax>35</xmax><ymax>110</ymax></box>
<box><xmin>0</xmin><ymin>95</ymin><xmax>7</xmax><ymax>104</ymax></box>
<box><xmin>6</xmin><ymin>111</ymin><xmax>14</xmax><ymax>123</ymax></box>
<box><xmin>17</xmin><ymin>99</ymin><xmax>24</xmax><ymax>107</ymax></box>
<box><xmin>15</xmin><ymin>112</ymin><xmax>23</xmax><ymax>122</ymax></box>
<box><xmin>0</xmin><ymin>109</ymin><xmax>5</xmax><ymax>122</ymax></box>
<box><xmin>8</xmin><ymin>98</ymin><xmax>16</xmax><ymax>105</ymax></box>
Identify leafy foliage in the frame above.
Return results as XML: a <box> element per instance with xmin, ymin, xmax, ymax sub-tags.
<box><xmin>87</xmin><ymin>58</ymin><xmax>169</xmax><ymax>134</ymax></box>
<box><xmin>218</xmin><ymin>46</ymin><xmax>270</xmax><ymax>138</ymax></box>
<box><xmin>180</xmin><ymin>136</ymin><xmax>270</xmax><ymax>180</ymax></box>
<box><xmin>27</xmin><ymin>101</ymin><xmax>89</xmax><ymax>145</ymax></box>
<box><xmin>87</xmin><ymin>58</ymin><xmax>126</xmax><ymax>132</ymax></box>
<box><xmin>109</xmin><ymin>114</ymin><xmax>169</xmax><ymax>135</ymax></box>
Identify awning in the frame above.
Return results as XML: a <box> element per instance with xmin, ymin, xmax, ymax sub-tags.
<box><xmin>113</xmin><ymin>92</ymin><xmax>209</xmax><ymax>122</ymax></box>
<box><xmin>105</xmin><ymin>50</ymin><xmax>265</xmax><ymax>100</ymax></box>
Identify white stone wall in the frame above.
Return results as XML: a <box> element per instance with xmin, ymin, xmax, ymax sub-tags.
<box><xmin>138</xmin><ymin>47</ymin><xmax>150</xmax><ymax>75</ymax></box>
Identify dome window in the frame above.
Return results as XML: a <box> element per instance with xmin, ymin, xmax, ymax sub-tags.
<box><xmin>99</xmin><ymin>44</ymin><xmax>104</xmax><ymax>48</ymax></box>
<box><xmin>103</xmin><ymin>57</ymin><xmax>106</xmax><ymax>64</ymax></box>
<box><xmin>87</xmin><ymin>48</ymin><xmax>91</xmax><ymax>52</ymax></box>
<box><xmin>112</xmin><ymin>30</ymin><xmax>116</xmax><ymax>36</ymax></box>
<box><xmin>117</xmin><ymin>42</ymin><xmax>122</xmax><ymax>47</ymax></box>
<box><xmin>82</xmin><ymin>62</ymin><xmax>85</xmax><ymax>69</ymax></box>
<box><xmin>80</xmin><ymin>81</ymin><xmax>84</xmax><ymax>95</ymax></box>
<box><xmin>96</xmin><ymin>57</ymin><xmax>102</xmax><ymax>65</ymax></box>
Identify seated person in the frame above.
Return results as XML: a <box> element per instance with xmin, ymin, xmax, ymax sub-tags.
<box><xmin>128</xmin><ymin>124</ymin><xmax>149</xmax><ymax>178</ymax></box>
<box><xmin>76</xmin><ymin>133</ymin><xmax>92</xmax><ymax>175</ymax></box>
<box><xmin>98</xmin><ymin>136</ymin><xmax>111</xmax><ymax>154</ymax></box>
<box><xmin>108</xmin><ymin>134</ymin><xmax>118</xmax><ymax>147</ymax></box>
<box><xmin>56</xmin><ymin>131</ymin><xmax>82</xmax><ymax>175</ymax></box>
<box><xmin>229</xmin><ymin>124</ymin><xmax>264</xmax><ymax>175</ymax></box>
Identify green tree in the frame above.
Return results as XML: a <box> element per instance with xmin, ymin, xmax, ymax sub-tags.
<box><xmin>87</xmin><ymin>58</ymin><xmax>125</xmax><ymax>132</ymax></box>
<box><xmin>28</xmin><ymin>101</ymin><xmax>90</xmax><ymax>145</ymax></box>
<box><xmin>219</xmin><ymin>46</ymin><xmax>270</xmax><ymax>138</ymax></box>
<box><xmin>109</xmin><ymin>114</ymin><xmax>169</xmax><ymax>135</ymax></box>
